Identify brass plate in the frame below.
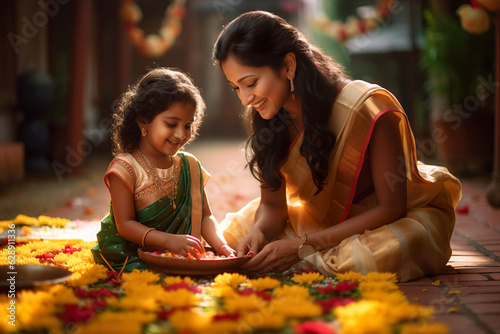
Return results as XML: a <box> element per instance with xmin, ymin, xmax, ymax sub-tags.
<box><xmin>0</xmin><ymin>265</ymin><xmax>72</xmax><ymax>289</ymax></box>
<box><xmin>138</xmin><ymin>249</ymin><xmax>249</xmax><ymax>276</ymax></box>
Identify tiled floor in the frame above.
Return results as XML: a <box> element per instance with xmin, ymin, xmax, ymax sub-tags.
<box><xmin>398</xmin><ymin>180</ymin><xmax>500</xmax><ymax>334</ymax></box>
<box><xmin>2</xmin><ymin>139</ymin><xmax>500</xmax><ymax>333</ymax></box>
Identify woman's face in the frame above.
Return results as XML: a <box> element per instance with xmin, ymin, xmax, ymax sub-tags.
<box><xmin>221</xmin><ymin>55</ymin><xmax>290</xmax><ymax>120</ymax></box>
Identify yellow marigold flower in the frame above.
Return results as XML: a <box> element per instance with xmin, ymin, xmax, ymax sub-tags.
<box><xmin>291</xmin><ymin>271</ymin><xmax>325</xmax><ymax>285</ymax></box>
<box><xmin>75</xmin><ymin>310</ymin><xmax>156</xmax><ymax>334</ymax></box>
<box><xmin>245</xmin><ymin>277</ymin><xmax>281</xmax><ymax>291</ymax></box>
<box><xmin>0</xmin><ymin>220</ymin><xmax>13</xmax><ymax>229</ymax></box>
<box><xmin>386</xmin><ymin>302</ymin><xmax>434</xmax><ymax>323</ymax></box>
<box><xmin>16</xmin><ymin>290</ymin><xmax>62</xmax><ymax>333</ymax></box>
<box><xmin>432</xmin><ymin>280</ymin><xmax>440</xmax><ymax>286</ymax></box>
<box><xmin>107</xmin><ymin>295</ymin><xmax>159</xmax><ymax>312</ymax></box>
<box><xmin>224</xmin><ymin>294</ymin><xmax>268</xmax><ymax>313</ymax></box>
<box><xmin>335</xmin><ymin>300</ymin><xmax>392</xmax><ymax>334</ymax></box>
<box><xmin>53</xmin><ymin>252</ymin><xmax>73</xmax><ymax>264</ymax></box>
<box><xmin>38</xmin><ymin>215</ymin><xmax>70</xmax><ymax>227</ymax></box>
<box><xmin>47</xmin><ymin>285</ymin><xmax>79</xmax><ymax>305</ymax></box>
<box><xmin>241</xmin><ymin>308</ymin><xmax>286</xmax><ymax>330</ymax></box>
<box><xmin>210</xmin><ymin>285</ymin><xmax>238</xmax><ymax>299</ymax></box>
<box><xmin>0</xmin><ymin>300</ymin><xmax>17</xmax><ymax>333</ymax></box>
<box><xmin>359</xmin><ymin>280</ymin><xmax>399</xmax><ymax>294</ymax></box>
<box><xmin>448</xmin><ymin>290</ymin><xmax>462</xmax><ymax>295</ymax></box>
<box><xmin>447</xmin><ymin>307</ymin><xmax>459</xmax><ymax>313</ymax></box>
<box><xmin>271</xmin><ymin>297</ymin><xmax>322</xmax><ymax>318</ymax></box>
<box><xmin>169</xmin><ymin>310</ymin><xmax>211</xmax><ymax>332</ymax></box>
<box><xmin>213</xmin><ymin>273</ymin><xmax>247</xmax><ymax>288</ymax></box>
<box><xmin>410</xmin><ymin>304</ymin><xmax>435</xmax><ymax>319</ymax></box>
<box><xmin>74</xmin><ymin>240</ymin><xmax>98</xmax><ymax>249</ymax></box>
<box><xmin>336</xmin><ymin>271</ymin><xmax>363</xmax><ymax>282</ymax></box>
<box><xmin>163</xmin><ymin>275</ymin><xmax>195</xmax><ymax>286</ymax></box>
<box><xmin>122</xmin><ymin>280</ymin><xmax>165</xmax><ymax>297</ymax></box>
<box><xmin>64</xmin><ymin>249</ymin><xmax>97</xmax><ymax>270</ymax></box>
<box><xmin>361</xmin><ymin>290</ymin><xmax>407</xmax><ymax>305</ymax></box>
<box><xmin>160</xmin><ymin>289</ymin><xmax>201</xmax><ymax>308</ymax></box>
<box><xmin>273</xmin><ymin>284</ymin><xmax>311</xmax><ymax>300</ymax></box>
<box><xmin>400</xmin><ymin>322</ymin><xmax>450</xmax><ymax>334</ymax></box>
<box><xmin>122</xmin><ymin>269</ymin><xmax>160</xmax><ymax>284</ymax></box>
<box><xmin>67</xmin><ymin>263</ymin><xmax>108</xmax><ymax>286</ymax></box>
<box><xmin>14</xmin><ymin>214</ymin><xmax>38</xmax><ymax>226</ymax></box>
<box><xmin>362</xmin><ymin>272</ymin><xmax>398</xmax><ymax>284</ymax></box>
<box><xmin>204</xmin><ymin>319</ymin><xmax>242</xmax><ymax>334</ymax></box>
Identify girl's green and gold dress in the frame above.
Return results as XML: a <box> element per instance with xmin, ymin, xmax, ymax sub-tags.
<box><xmin>91</xmin><ymin>151</ymin><xmax>209</xmax><ymax>271</ymax></box>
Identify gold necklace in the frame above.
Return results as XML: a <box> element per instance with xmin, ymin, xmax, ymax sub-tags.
<box><xmin>134</xmin><ymin>150</ymin><xmax>180</xmax><ymax>209</ymax></box>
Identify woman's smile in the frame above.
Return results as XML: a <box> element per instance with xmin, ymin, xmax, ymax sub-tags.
<box><xmin>253</xmin><ymin>98</ymin><xmax>267</xmax><ymax>111</ymax></box>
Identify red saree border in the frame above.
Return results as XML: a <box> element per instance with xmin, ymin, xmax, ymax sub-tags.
<box><xmin>339</xmin><ymin>108</ymin><xmax>401</xmax><ymax>222</ymax></box>
<box><xmin>289</xmin><ymin>129</ymin><xmax>304</xmax><ymax>152</ymax></box>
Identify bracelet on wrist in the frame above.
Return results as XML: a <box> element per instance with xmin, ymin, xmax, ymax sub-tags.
<box><xmin>141</xmin><ymin>228</ymin><xmax>156</xmax><ymax>249</ymax></box>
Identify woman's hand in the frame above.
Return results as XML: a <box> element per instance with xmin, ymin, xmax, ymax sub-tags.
<box><xmin>240</xmin><ymin>238</ymin><xmax>302</xmax><ymax>272</ymax></box>
<box><xmin>236</xmin><ymin>229</ymin><xmax>266</xmax><ymax>258</ymax></box>
<box><xmin>217</xmin><ymin>244</ymin><xmax>236</xmax><ymax>257</ymax></box>
<box><xmin>164</xmin><ymin>234</ymin><xmax>205</xmax><ymax>259</ymax></box>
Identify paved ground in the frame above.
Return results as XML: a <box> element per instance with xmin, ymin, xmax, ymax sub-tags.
<box><xmin>2</xmin><ymin>139</ymin><xmax>500</xmax><ymax>333</ymax></box>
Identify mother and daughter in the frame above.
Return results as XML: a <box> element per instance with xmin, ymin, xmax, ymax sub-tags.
<box><xmin>92</xmin><ymin>11</ymin><xmax>461</xmax><ymax>282</ymax></box>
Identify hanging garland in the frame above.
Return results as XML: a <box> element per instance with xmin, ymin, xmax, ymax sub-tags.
<box><xmin>456</xmin><ymin>0</ymin><xmax>500</xmax><ymax>34</ymax></box>
<box><xmin>311</xmin><ymin>0</ymin><xmax>395</xmax><ymax>43</ymax></box>
<box><xmin>121</xmin><ymin>0</ymin><xmax>186</xmax><ymax>58</ymax></box>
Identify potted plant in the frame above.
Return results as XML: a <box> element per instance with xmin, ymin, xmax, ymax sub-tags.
<box><xmin>419</xmin><ymin>5</ymin><xmax>494</xmax><ymax>176</ymax></box>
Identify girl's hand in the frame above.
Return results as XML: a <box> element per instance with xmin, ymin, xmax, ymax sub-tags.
<box><xmin>240</xmin><ymin>238</ymin><xmax>302</xmax><ymax>272</ymax></box>
<box><xmin>217</xmin><ymin>244</ymin><xmax>236</xmax><ymax>257</ymax></box>
<box><xmin>236</xmin><ymin>229</ymin><xmax>266</xmax><ymax>258</ymax></box>
<box><xmin>166</xmin><ymin>234</ymin><xmax>205</xmax><ymax>259</ymax></box>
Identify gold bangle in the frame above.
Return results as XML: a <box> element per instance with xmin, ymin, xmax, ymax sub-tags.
<box><xmin>141</xmin><ymin>228</ymin><xmax>156</xmax><ymax>249</ymax></box>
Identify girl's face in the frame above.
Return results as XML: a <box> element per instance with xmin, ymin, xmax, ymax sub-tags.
<box><xmin>139</xmin><ymin>101</ymin><xmax>195</xmax><ymax>159</ymax></box>
<box><xmin>221</xmin><ymin>55</ymin><xmax>290</xmax><ymax>120</ymax></box>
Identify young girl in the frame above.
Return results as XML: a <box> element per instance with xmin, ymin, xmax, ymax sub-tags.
<box><xmin>92</xmin><ymin>67</ymin><xmax>235</xmax><ymax>271</ymax></box>
<box><xmin>213</xmin><ymin>11</ymin><xmax>461</xmax><ymax>282</ymax></box>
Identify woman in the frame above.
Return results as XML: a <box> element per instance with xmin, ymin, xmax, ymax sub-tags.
<box><xmin>213</xmin><ymin>11</ymin><xmax>461</xmax><ymax>282</ymax></box>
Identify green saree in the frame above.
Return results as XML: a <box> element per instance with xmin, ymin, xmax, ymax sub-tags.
<box><xmin>91</xmin><ymin>151</ymin><xmax>208</xmax><ymax>271</ymax></box>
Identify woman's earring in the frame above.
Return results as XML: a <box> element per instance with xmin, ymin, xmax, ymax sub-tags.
<box><xmin>290</xmin><ymin>78</ymin><xmax>296</xmax><ymax>100</ymax></box>
<box><xmin>141</xmin><ymin>127</ymin><xmax>148</xmax><ymax>136</ymax></box>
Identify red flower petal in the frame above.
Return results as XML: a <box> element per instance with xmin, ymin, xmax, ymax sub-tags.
<box><xmin>162</xmin><ymin>282</ymin><xmax>201</xmax><ymax>293</ymax></box>
<box><xmin>456</xmin><ymin>205</ymin><xmax>469</xmax><ymax>215</ymax></box>
<box><xmin>212</xmin><ymin>313</ymin><xmax>241</xmax><ymax>322</ymax></box>
<box><xmin>58</xmin><ymin>304</ymin><xmax>95</xmax><ymax>323</ymax></box>
<box><xmin>294</xmin><ymin>320</ymin><xmax>336</xmax><ymax>334</ymax></box>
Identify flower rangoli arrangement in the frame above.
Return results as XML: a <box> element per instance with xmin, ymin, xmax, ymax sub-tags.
<box><xmin>0</xmin><ymin>215</ymin><xmax>449</xmax><ymax>333</ymax></box>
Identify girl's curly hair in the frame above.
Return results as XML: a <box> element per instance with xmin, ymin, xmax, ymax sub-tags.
<box><xmin>110</xmin><ymin>67</ymin><xmax>206</xmax><ymax>155</ymax></box>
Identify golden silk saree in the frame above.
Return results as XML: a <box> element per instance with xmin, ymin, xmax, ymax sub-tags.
<box><xmin>221</xmin><ymin>80</ymin><xmax>462</xmax><ymax>282</ymax></box>
<box><xmin>91</xmin><ymin>151</ymin><xmax>208</xmax><ymax>271</ymax></box>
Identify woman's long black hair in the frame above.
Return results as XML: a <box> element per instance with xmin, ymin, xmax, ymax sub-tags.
<box><xmin>213</xmin><ymin>11</ymin><xmax>348</xmax><ymax>193</ymax></box>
